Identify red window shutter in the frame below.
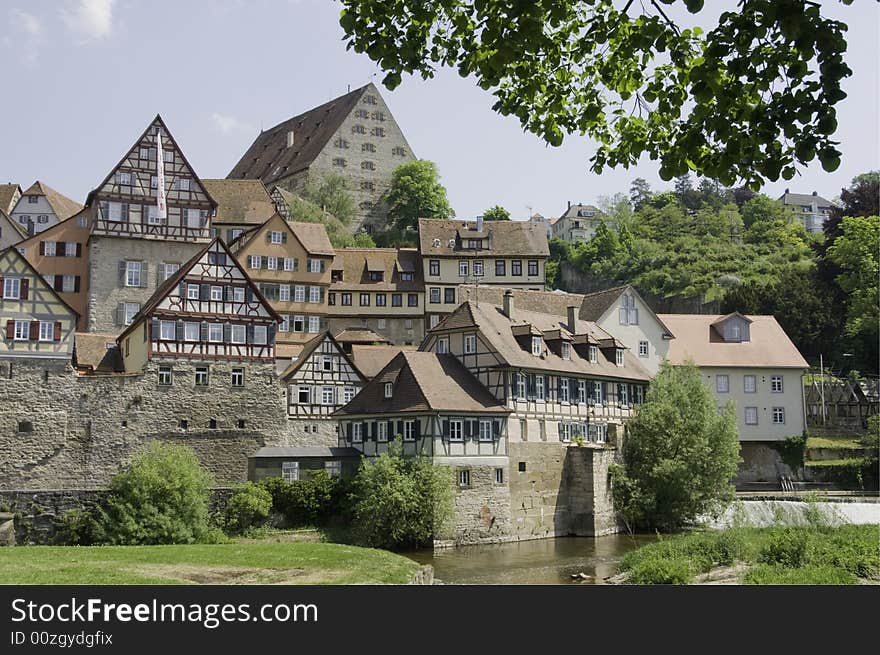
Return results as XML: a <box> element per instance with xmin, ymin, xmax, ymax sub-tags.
<box><xmin>54</xmin><ymin>322</ymin><xmax>62</xmax><ymax>341</ymax></box>
<box><xmin>5</xmin><ymin>321</ymin><xmax>14</xmax><ymax>340</ymax></box>
<box><xmin>29</xmin><ymin>321</ymin><xmax>38</xmax><ymax>340</ymax></box>
<box><xmin>20</xmin><ymin>279</ymin><xmax>29</xmax><ymax>300</ymax></box>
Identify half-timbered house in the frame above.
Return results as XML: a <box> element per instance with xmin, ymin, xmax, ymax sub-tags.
<box><xmin>0</xmin><ymin>247</ymin><xmax>78</xmax><ymax>360</ymax></box>
<box><xmin>84</xmin><ymin>115</ymin><xmax>218</xmax><ymax>333</ymax></box>
<box><xmin>278</xmin><ymin>330</ymin><xmax>367</xmax><ymax>445</ymax></box>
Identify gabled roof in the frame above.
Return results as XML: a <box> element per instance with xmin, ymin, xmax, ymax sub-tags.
<box><xmin>279</xmin><ymin>330</ymin><xmax>366</xmax><ymax>382</ymax></box>
<box><xmin>331</xmin><ymin>248</ymin><xmax>423</xmax><ymax>292</ymax></box>
<box><xmin>116</xmin><ymin>237</ymin><xmax>281</xmax><ymax>342</ymax></box>
<box><xmin>0</xmin><ymin>209</ymin><xmax>28</xmax><ymax>240</ymax></box>
<box><xmin>334</xmin><ymin>351</ymin><xmax>510</xmax><ymax>416</ymax></box>
<box><xmin>657</xmin><ymin>314</ymin><xmax>808</xmax><ymax>369</ymax></box>
<box><xmin>418</xmin><ymin>219</ymin><xmax>549</xmax><ymax>257</ymax></box>
<box><xmin>19</xmin><ymin>181</ymin><xmax>83</xmax><ymax>221</ymax></box>
<box><xmin>0</xmin><ymin>247</ymin><xmax>79</xmax><ymax>317</ymax></box>
<box><xmin>232</xmin><ymin>213</ymin><xmax>335</xmax><ymax>256</ymax></box>
<box><xmin>227</xmin><ymin>84</ymin><xmax>370</xmax><ymax>184</ymax></box>
<box><xmin>0</xmin><ymin>184</ymin><xmax>22</xmax><ymax>215</ymax></box>
<box><xmin>350</xmin><ymin>344</ymin><xmax>418</xmax><ymax>379</ymax></box>
<box><xmin>579</xmin><ymin>285</ymin><xmax>675</xmax><ymax>338</ymax></box>
<box><xmin>73</xmin><ymin>333</ymin><xmax>124</xmax><ymax>373</ymax></box>
<box><xmin>778</xmin><ymin>190</ymin><xmax>834</xmax><ymax>208</ymax></box>
<box><xmin>201</xmin><ymin>179</ymin><xmax>276</xmax><ymax>226</ymax></box>
<box><xmin>333</xmin><ymin>328</ymin><xmax>391</xmax><ymax>345</ymax></box>
<box><xmin>560</xmin><ymin>203</ymin><xmax>603</xmax><ymax>219</ymax></box>
<box><xmin>710</xmin><ymin>312</ymin><xmax>753</xmax><ymax>328</ymax></box>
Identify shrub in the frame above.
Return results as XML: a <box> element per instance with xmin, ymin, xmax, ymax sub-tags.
<box><xmin>349</xmin><ymin>438</ymin><xmax>454</xmax><ymax>549</ymax></box>
<box><xmin>759</xmin><ymin>529</ymin><xmax>808</xmax><ymax>568</ymax></box>
<box><xmin>224</xmin><ymin>482</ymin><xmax>273</xmax><ymax>534</ymax></box>
<box><xmin>627</xmin><ymin>555</ymin><xmax>693</xmax><ymax>584</ymax></box>
<box><xmin>743</xmin><ymin>564</ymin><xmax>856</xmax><ymax>585</ymax></box>
<box><xmin>258</xmin><ymin>471</ymin><xmax>347</xmax><ymax>527</ymax></box>
<box><xmin>54</xmin><ymin>508</ymin><xmax>105</xmax><ymax>546</ymax></box>
<box><xmin>99</xmin><ymin>442</ymin><xmax>218</xmax><ymax>545</ymax></box>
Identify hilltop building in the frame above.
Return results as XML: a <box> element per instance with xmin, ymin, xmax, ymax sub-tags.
<box><xmin>8</xmin><ymin>181</ymin><xmax>82</xmax><ymax>237</ymax></box>
<box><xmin>778</xmin><ymin>189</ymin><xmax>834</xmax><ymax>234</ymax></box>
<box><xmin>550</xmin><ymin>202</ymin><xmax>609</xmax><ymax>242</ymax></box>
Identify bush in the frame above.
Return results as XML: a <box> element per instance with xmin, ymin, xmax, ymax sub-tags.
<box><xmin>224</xmin><ymin>482</ymin><xmax>273</xmax><ymax>534</ymax></box>
<box><xmin>759</xmin><ymin>529</ymin><xmax>808</xmax><ymax>568</ymax></box>
<box><xmin>258</xmin><ymin>471</ymin><xmax>346</xmax><ymax>527</ymax></box>
<box><xmin>349</xmin><ymin>438</ymin><xmax>454</xmax><ymax>549</ymax></box>
<box><xmin>99</xmin><ymin>442</ymin><xmax>219</xmax><ymax>545</ymax></box>
<box><xmin>627</xmin><ymin>556</ymin><xmax>693</xmax><ymax>584</ymax></box>
<box><xmin>743</xmin><ymin>564</ymin><xmax>856</xmax><ymax>585</ymax></box>
<box><xmin>54</xmin><ymin>508</ymin><xmax>105</xmax><ymax>546</ymax></box>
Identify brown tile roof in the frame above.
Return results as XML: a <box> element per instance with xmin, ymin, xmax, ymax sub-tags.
<box><xmin>73</xmin><ymin>333</ymin><xmax>124</xmax><ymax>373</ymax></box>
<box><xmin>227</xmin><ymin>84</ymin><xmax>369</xmax><ymax>184</ymax></box>
<box><xmin>657</xmin><ymin>314</ymin><xmax>809</xmax><ymax>369</ymax></box>
<box><xmin>331</xmin><ymin>248</ymin><xmax>424</xmax><ymax>292</ymax></box>
<box><xmin>433</xmin><ymin>300</ymin><xmax>652</xmax><ymax>382</ymax></box>
<box><xmin>0</xmin><ymin>184</ymin><xmax>21</xmax><ymax>215</ymax></box>
<box><xmin>333</xmin><ymin>328</ymin><xmax>391</xmax><ymax>344</ymax></box>
<box><xmin>335</xmin><ymin>351</ymin><xmax>510</xmax><ymax>416</ymax></box>
<box><xmin>577</xmin><ymin>286</ymin><xmax>629</xmax><ymax>320</ymax></box>
<box><xmin>201</xmin><ymin>179</ymin><xmax>276</xmax><ymax>226</ymax></box>
<box><xmin>21</xmin><ymin>181</ymin><xmax>83</xmax><ymax>220</ymax></box>
<box><xmin>778</xmin><ymin>191</ymin><xmax>834</xmax><ymax>208</ymax></box>
<box><xmin>290</xmin><ymin>221</ymin><xmax>335</xmax><ymax>256</ymax></box>
<box><xmin>350</xmin><ymin>344</ymin><xmax>418</xmax><ymax>379</ymax></box>
<box><xmin>418</xmin><ymin>219</ymin><xmax>549</xmax><ymax>257</ymax></box>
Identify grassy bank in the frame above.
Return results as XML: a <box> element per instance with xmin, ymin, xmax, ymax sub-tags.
<box><xmin>0</xmin><ymin>542</ymin><xmax>421</xmax><ymax>585</ymax></box>
<box><xmin>617</xmin><ymin>524</ymin><xmax>880</xmax><ymax>584</ymax></box>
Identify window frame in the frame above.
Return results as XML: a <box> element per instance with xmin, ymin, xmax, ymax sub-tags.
<box><xmin>448</xmin><ymin>419</ymin><xmax>464</xmax><ymax>442</ymax></box>
<box><xmin>744</xmin><ymin>406</ymin><xmax>758</xmax><ymax>425</ymax></box>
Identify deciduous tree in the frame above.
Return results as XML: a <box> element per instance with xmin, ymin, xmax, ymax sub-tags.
<box><xmin>386</xmin><ymin>160</ymin><xmax>454</xmax><ymax>232</ymax></box>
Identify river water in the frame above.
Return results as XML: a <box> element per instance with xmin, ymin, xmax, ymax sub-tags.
<box><xmin>406</xmin><ymin>533</ymin><xmax>657</xmax><ymax>585</ymax></box>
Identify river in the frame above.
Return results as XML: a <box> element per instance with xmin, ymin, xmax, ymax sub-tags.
<box><xmin>406</xmin><ymin>533</ymin><xmax>657</xmax><ymax>584</ymax></box>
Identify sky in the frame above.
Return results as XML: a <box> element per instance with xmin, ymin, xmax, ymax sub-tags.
<box><xmin>1</xmin><ymin>0</ymin><xmax>877</xmax><ymax>220</ymax></box>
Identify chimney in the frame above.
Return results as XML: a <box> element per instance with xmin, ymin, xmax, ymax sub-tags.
<box><xmin>567</xmin><ymin>306</ymin><xmax>578</xmax><ymax>333</ymax></box>
<box><xmin>567</xmin><ymin>200</ymin><xmax>571</xmax><ymax>210</ymax></box>
<box><xmin>476</xmin><ymin>215</ymin><xmax>484</xmax><ymax>232</ymax></box>
<box><xmin>812</xmin><ymin>191</ymin><xmax>817</xmax><ymax>196</ymax></box>
<box><xmin>503</xmin><ymin>290</ymin><xmax>514</xmax><ymax>318</ymax></box>
<box><xmin>286</xmin><ymin>130</ymin><xmax>295</xmax><ymax>148</ymax></box>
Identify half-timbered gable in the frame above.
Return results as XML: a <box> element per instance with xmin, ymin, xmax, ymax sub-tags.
<box><xmin>0</xmin><ymin>247</ymin><xmax>78</xmax><ymax>359</ymax></box>
<box><xmin>118</xmin><ymin>238</ymin><xmax>281</xmax><ymax>373</ymax></box>
<box><xmin>421</xmin><ymin>293</ymin><xmax>652</xmax><ymax>445</ymax></box>
<box><xmin>230</xmin><ymin>213</ymin><xmax>334</xmax><ymax>349</ymax></box>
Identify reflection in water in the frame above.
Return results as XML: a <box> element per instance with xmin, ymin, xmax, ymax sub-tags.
<box><xmin>405</xmin><ymin>534</ymin><xmax>657</xmax><ymax>585</ymax></box>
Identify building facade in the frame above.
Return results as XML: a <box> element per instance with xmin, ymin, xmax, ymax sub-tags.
<box><xmin>8</xmin><ymin>181</ymin><xmax>83</xmax><ymax>237</ymax></box>
<box><xmin>328</xmin><ymin>247</ymin><xmax>425</xmax><ymax>346</ymax></box>
<box><xmin>419</xmin><ymin>218</ymin><xmax>549</xmax><ymax>330</ymax></box>
<box><xmin>550</xmin><ymin>203</ymin><xmax>608</xmax><ymax>242</ymax></box>
<box><xmin>227</xmin><ymin>83</ymin><xmax>416</xmax><ymax>233</ymax></box>
<box><xmin>778</xmin><ymin>190</ymin><xmax>834</xmax><ymax>234</ymax></box>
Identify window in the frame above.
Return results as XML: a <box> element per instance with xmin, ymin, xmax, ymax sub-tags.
<box><xmin>322</xmin><ymin>386</ymin><xmax>335</xmax><ymax>405</ymax></box>
<box><xmin>429</xmin><ymin>260</ymin><xmax>440</xmax><ymax>276</ymax></box>
<box><xmin>429</xmin><ymin>288</ymin><xmax>441</xmax><ymax>304</ymax></box>
<box><xmin>282</xmin><ymin>462</ymin><xmax>300</xmax><ymax>483</ymax></box>
<box><xmin>495</xmin><ymin>468</ymin><xmax>504</xmax><ymax>484</ymax></box>
<box><xmin>253</xmin><ymin>325</ymin><xmax>268</xmax><ymax>344</ymax></box>
<box><xmin>344</xmin><ymin>386</ymin><xmax>356</xmax><ymax>403</ymax></box>
<box><xmin>279</xmin><ymin>316</ymin><xmax>290</xmax><ymax>332</ymax></box>
<box><xmin>745</xmin><ymin>406</ymin><xmax>758</xmax><ymax>425</ymax></box>
<box><xmin>184</xmin><ymin>322</ymin><xmax>199</xmax><ymax>342</ymax></box>
<box><xmin>209</xmin><ymin>323</ymin><xmax>224</xmax><ymax>342</ymax></box>
<box><xmin>332</xmin><ymin>157</ymin><xmax>347</xmax><ymax>167</ymax></box>
<box><xmin>638</xmin><ymin>341</ymin><xmax>649</xmax><ymax>358</ymax></box>
<box><xmin>473</xmin><ymin>260</ymin><xmax>484</xmax><ymax>277</ymax></box>
<box><xmin>269</xmin><ymin>230</ymin><xmax>283</xmax><ymax>244</ymax></box>
<box><xmin>399</xmin><ymin>420</ymin><xmax>414</xmax><ymax>441</ymax></box>
<box><xmin>361</xmin><ymin>180</ymin><xmax>374</xmax><ymax>191</ymax></box>
<box><xmin>457</xmin><ymin>469</ymin><xmax>470</xmax><ymax>487</ymax></box>
<box><xmin>771</xmin><ymin>376</ymin><xmax>783</xmax><ymax>393</ymax></box>
<box><xmin>376</xmin><ymin>293</ymin><xmax>386</xmax><ymax>307</ymax></box>
<box><xmin>125</xmin><ymin>261</ymin><xmax>142</xmax><ymax>287</ymax></box>
<box><xmin>195</xmin><ymin>366</ymin><xmax>209</xmax><ymax>387</ymax></box>
<box><xmin>559</xmin><ymin>378</ymin><xmax>570</xmax><ymax>403</ymax></box>
<box><xmin>436</xmin><ymin>337</ymin><xmax>449</xmax><ymax>354</ymax></box>
<box><xmin>279</xmin><ymin>285</ymin><xmax>290</xmax><ymax>302</ymax></box>
<box><xmin>449</xmin><ymin>420</ymin><xmax>463</xmax><ymax>441</ymax></box>
<box><xmin>495</xmin><ymin>260</ymin><xmax>506</xmax><ymax>276</ymax></box>
<box><xmin>308</xmin><ymin>258</ymin><xmax>323</xmax><ymax>273</ymax></box>
<box><xmin>559</xmin><ymin>423</ymin><xmax>572</xmax><ymax>442</ymax></box>
<box><xmin>361</xmin><ymin>161</ymin><xmax>375</xmax><ymax>171</ymax></box>
<box><xmin>284</xmin><ymin>257</ymin><xmax>297</xmax><ymax>272</ymax></box>
<box><xmin>249</xmin><ymin>255</ymin><xmax>261</xmax><ymax>269</ymax></box>
<box><xmin>404</xmin><ymin>319</ymin><xmax>413</xmax><ymax>330</ymax></box>
<box><xmin>619</xmin><ymin>383</ymin><xmax>629</xmax><ymax>406</ymax></box>
<box><xmin>210</xmin><ymin>286</ymin><xmax>223</xmax><ymax>301</ymax></box>
<box><xmin>43</xmin><ymin>241</ymin><xmax>56</xmax><ymax>256</ymax></box>
<box><xmin>536</xmin><ymin>375</ymin><xmax>546</xmax><ymax>400</ymax></box>
<box><xmin>392</xmin><ymin>146</ymin><xmax>407</xmax><ymax>156</ymax></box>
<box><xmin>3</xmin><ymin>278</ymin><xmax>20</xmax><ymax>299</ymax></box>
<box><xmin>362</xmin><ymin>143</ymin><xmax>376</xmax><ymax>153</ymax></box>
<box><xmin>592</xmin><ymin>381</ymin><xmax>604</xmax><ymax>405</ymax></box>
<box><xmin>585</xmin><ymin>345</ymin><xmax>596</xmax><ymax>363</ymax></box>
<box><xmin>233</xmin><ymin>287</ymin><xmax>245</xmax><ymax>303</ymax></box>
<box><xmin>772</xmin><ymin>407</ymin><xmax>785</xmax><ymax>424</ymax></box>
<box><xmin>408</xmin><ymin>294</ymin><xmax>418</xmax><ymax>307</ymax></box>
<box><xmin>616</xmin><ymin>349</ymin><xmax>624</xmax><ymax>366</ymax></box>
<box><xmin>231</xmin><ymin>368</ymin><xmax>244</xmax><ymax>387</ymax></box>
<box><xmin>309</xmin><ymin>286</ymin><xmax>321</xmax><ymax>303</ymax></box>
<box><xmin>297</xmin><ymin>387</ymin><xmax>311</xmax><ymax>404</ymax></box>
<box><xmin>531</xmin><ymin>336</ymin><xmax>542</xmax><ymax>356</ymax></box>
<box><xmin>744</xmin><ymin>375</ymin><xmax>757</xmax><ymax>393</ymax></box>
<box><xmin>13</xmin><ymin>320</ymin><xmax>28</xmax><ymax>341</ymax></box>
<box><xmin>619</xmin><ymin>293</ymin><xmax>639</xmax><ymax>325</ymax></box>
<box><xmin>479</xmin><ymin>420</ymin><xmax>493</xmax><ymax>442</ymax></box>
<box><xmin>160</xmin><ymin>320</ymin><xmax>175</xmax><ymax>340</ymax></box>
<box><xmin>308</xmin><ymin>316</ymin><xmax>320</xmax><ymax>333</ymax></box>
<box><xmin>716</xmin><ymin>375</ymin><xmax>729</xmax><ymax>393</ymax></box>
<box><xmin>267</xmin><ymin>257</ymin><xmax>278</xmax><ymax>271</ymax></box>
<box><xmin>464</xmin><ymin>334</ymin><xmax>476</xmax><ymax>354</ymax></box>
<box><xmin>577</xmin><ymin>379</ymin><xmax>586</xmax><ymax>404</ymax></box>
<box><xmin>27</xmin><ymin>195</ymin><xmax>38</xmax><ymax>204</ymax></box>
<box><xmin>38</xmin><ymin>321</ymin><xmax>53</xmax><ymax>342</ymax></box>
<box><xmin>352</xmin><ymin>423</ymin><xmax>362</xmax><ymax>443</ymax></box>
<box><xmin>328</xmin><ymin>293</ymin><xmax>336</xmax><ymax>307</ymax></box>
<box><xmin>561</xmin><ymin>342</ymin><xmax>571</xmax><ymax>360</ymax></box>
<box><xmin>334</xmin><ymin>137</ymin><xmax>350</xmax><ymax>149</ymax></box>
<box><xmin>384</xmin><ymin>382</ymin><xmax>393</xmax><ymax>398</ymax></box>
<box><xmin>158</xmin><ymin>365</ymin><xmax>173</xmax><ymax>386</ymax></box>
<box><xmin>360</xmin><ymin>293</ymin><xmax>370</xmax><ymax>307</ymax></box>
<box><xmin>18</xmin><ymin>421</ymin><xmax>33</xmax><ymax>433</ymax></box>
<box><xmin>459</xmin><ymin>261</ymin><xmax>468</xmax><ymax>277</ymax></box>
<box><xmin>528</xmin><ymin>260</ymin><xmax>539</xmax><ymax>276</ymax></box>
<box><xmin>119</xmin><ymin>171</ymin><xmax>132</xmax><ymax>186</ymax></box>
<box><xmin>123</xmin><ymin>303</ymin><xmax>139</xmax><ymax>326</ymax></box>
<box><xmin>294</xmin><ymin>286</ymin><xmax>306</xmax><ymax>303</ymax></box>
<box><xmin>516</xmin><ymin>373</ymin><xmax>527</xmax><ymax>398</ymax></box>
<box><xmin>322</xmin><ymin>355</ymin><xmax>333</xmax><ymax>372</ymax></box>
<box><xmin>325</xmin><ymin>460</ymin><xmax>342</xmax><ymax>478</ymax></box>
<box><xmin>511</xmin><ymin>260</ymin><xmax>522</xmax><ymax>276</ymax></box>
<box><xmin>377</xmin><ymin>422</ymin><xmax>388</xmax><ymax>442</ymax></box>
<box><xmin>371</xmin><ymin>127</ymin><xmax>385</xmax><ymax>137</ymax></box>
<box><xmin>444</xmin><ymin>288</ymin><xmax>455</xmax><ymax>304</ymax></box>
<box><xmin>178</xmin><ymin>420</ymin><xmax>188</xmax><ymax>431</ymax></box>
<box><xmin>177</xmin><ymin>178</ymin><xmax>191</xmax><ymax>191</ymax></box>
<box><xmin>341</xmin><ymin>293</ymin><xmax>352</xmax><ymax>306</ymax></box>
<box><xmin>352</xmin><ymin>124</ymin><xmax>366</xmax><ymax>134</ymax></box>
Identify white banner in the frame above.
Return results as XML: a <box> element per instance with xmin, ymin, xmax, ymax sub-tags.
<box><xmin>156</xmin><ymin>131</ymin><xmax>167</xmax><ymax>220</ymax></box>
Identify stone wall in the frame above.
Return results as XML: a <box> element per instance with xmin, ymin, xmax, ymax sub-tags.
<box><xmin>0</xmin><ymin>358</ymin><xmax>293</xmax><ymax>490</ymax></box>
<box><xmin>284</xmin><ymin>419</ymin><xmax>339</xmax><ymax>448</ymax></box>
<box><xmin>735</xmin><ymin>441</ymin><xmax>795</xmax><ymax>486</ymax></box>
<box><xmin>444</xmin><ymin>461</ymin><xmax>511</xmax><ymax>545</ymax></box>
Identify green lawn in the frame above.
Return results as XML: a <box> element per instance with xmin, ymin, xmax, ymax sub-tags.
<box><xmin>0</xmin><ymin>542</ymin><xmax>421</xmax><ymax>585</ymax></box>
<box><xmin>618</xmin><ymin>524</ymin><xmax>880</xmax><ymax>585</ymax></box>
<box><xmin>806</xmin><ymin>435</ymin><xmax>864</xmax><ymax>450</ymax></box>
<box><xmin>804</xmin><ymin>458</ymin><xmax>865</xmax><ymax>468</ymax></box>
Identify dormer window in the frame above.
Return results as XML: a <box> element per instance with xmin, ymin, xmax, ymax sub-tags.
<box><xmin>384</xmin><ymin>382</ymin><xmax>393</xmax><ymax>399</ymax></box>
<box><xmin>369</xmin><ymin>271</ymin><xmax>384</xmax><ymax>282</ymax></box>
<box><xmin>467</xmin><ymin>239</ymin><xmax>481</xmax><ymax>249</ymax></box>
<box><xmin>730</xmin><ymin>323</ymin><xmax>741</xmax><ymax>341</ymax></box>
<box><xmin>616</xmin><ymin>349</ymin><xmax>625</xmax><ymax>366</ymax></box>
<box><xmin>561</xmin><ymin>342</ymin><xmax>571</xmax><ymax>360</ymax></box>
<box><xmin>400</xmin><ymin>272</ymin><xmax>414</xmax><ymax>281</ymax></box>
<box><xmin>589</xmin><ymin>346</ymin><xmax>598</xmax><ymax>363</ymax></box>
<box><xmin>531</xmin><ymin>336</ymin><xmax>542</xmax><ymax>356</ymax></box>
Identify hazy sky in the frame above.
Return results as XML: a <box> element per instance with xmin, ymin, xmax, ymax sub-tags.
<box><xmin>1</xmin><ymin>0</ymin><xmax>877</xmax><ymax>219</ymax></box>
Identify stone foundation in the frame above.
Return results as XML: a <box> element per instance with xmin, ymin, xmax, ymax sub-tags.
<box><xmin>734</xmin><ymin>442</ymin><xmax>796</xmax><ymax>486</ymax></box>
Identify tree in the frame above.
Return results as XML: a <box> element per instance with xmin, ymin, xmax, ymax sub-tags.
<box><xmin>482</xmin><ymin>205</ymin><xmax>511</xmax><ymax>221</ymax></box>
<box><xmin>386</xmin><ymin>160</ymin><xmax>454</xmax><ymax>232</ymax></box>
<box><xmin>99</xmin><ymin>442</ymin><xmax>217</xmax><ymax>545</ymax></box>
<box><xmin>349</xmin><ymin>439</ymin><xmax>454</xmax><ymax>548</ymax></box>
<box><xmin>301</xmin><ymin>172</ymin><xmax>357</xmax><ymax>226</ymax></box>
<box><xmin>340</xmin><ymin>1</ymin><xmax>853</xmax><ymax>186</ymax></box>
<box><xmin>610</xmin><ymin>362</ymin><xmax>741</xmax><ymax>531</ymax></box>
<box><xmin>280</xmin><ymin>192</ymin><xmax>374</xmax><ymax>248</ymax></box>
<box><xmin>629</xmin><ymin>177</ymin><xmax>653</xmax><ymax>211</ymax></box>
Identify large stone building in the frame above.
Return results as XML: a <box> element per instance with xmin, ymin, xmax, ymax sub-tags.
<box><xmin>227</xmin><ymin>83</ymin><xmax>415</xmax><ymax>233</ymax></box>
<box><xmin>8</xmin><ymin>181</ymin><xmax>83</xmax><ymax>237</ymax></box>
<box><xmin>419</xmin><ymin>218</ymin><xmax>549</xmax><ymax>330</ymax></box>
<box><xmin>778</xmin><ymin>189</ymin><xmax>834</xmax><ymax>234</ymax></box>
<box><xmin>327</xmin><ymin>247</ymin><xmax>425</xmax><ymax>345</ymax></box>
